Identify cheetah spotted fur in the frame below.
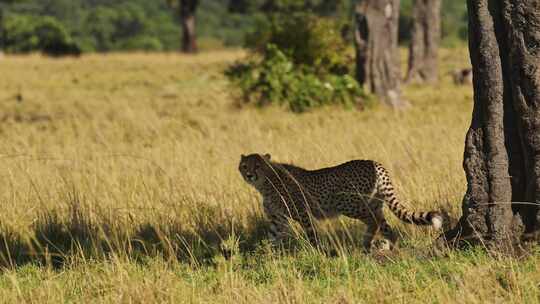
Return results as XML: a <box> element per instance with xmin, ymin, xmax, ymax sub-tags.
<box><xmin>238</xmin><ymin>153</ymin><xmax>442</xmax><ymax>251</ymax></box>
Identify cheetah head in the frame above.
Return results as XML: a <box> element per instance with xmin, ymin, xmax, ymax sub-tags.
<box><xmin>239</xmin><ymin>153</ymin><xmax>271</xmax><ymax>185</ymax></box>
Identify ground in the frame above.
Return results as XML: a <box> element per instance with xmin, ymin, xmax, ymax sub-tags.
<box><xmin>0</xmin><ymin>49</ymin><xmax>537</xmax><ymax>303</ymax></box>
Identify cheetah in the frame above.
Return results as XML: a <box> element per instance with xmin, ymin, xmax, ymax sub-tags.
<box><xmin>238</xmin><ymin>153</ymin><xmax>442</xmax><ymax>251</ymax></box>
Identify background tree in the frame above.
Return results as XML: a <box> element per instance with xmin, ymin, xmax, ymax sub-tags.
<box><xmin>405</xmin><ymin>0</ymin><xmax>440</xmax><ymax>83</ymax></box>
<box><xmin>354</xmin><ymin>0</ymin><xmax>405</xmax><ymax>108</ymax></box>
<box><xmin>0</xmin><ymin>0</ymin><xmax>36</xmax><ymax>54</ymax></box>
<box><xmin>0</xmin><ymin>3</ymin><xmax>4</xmax><ymax>53</ymax></box>
<box><xmin>168</xmin><ymin>0</ymin><xmax>199</xmax><ymax>53</ymax></box>
<box><xmin>442</xmin><ymin>0</ymin><xmax>540</xmax><ymax>251</ymax></box>
<box><xmin>0</xmin><ymin>0</ymin><xmax>20</xmax><ymax>54</ymax></box>
<box><xmin>180</xmin><ymin>0</ymin><xmax>198</xmax><ymax>53</ymax></box>
<box><xmin>0</xmin><ymin>0</ymin><xmax>470</xmax><ymax>54</ymax></box>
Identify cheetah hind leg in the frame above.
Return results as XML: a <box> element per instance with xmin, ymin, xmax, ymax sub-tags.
<box><xmin>362</xmin><ymin>218</ymin><xmax>399</xmax><ymax>252</ymax></box>
<box><xmin>362</xmin><ymin>220</ymin><xmax>380</xmax><ymax>252</ymax></box>
<box><xmin>373</xmin><ymin>219</ymin><xmax>398</xmax><ymax>251</ymax></box>
<box><xmin>332</xmin><ymin>193</ymin><xmax>398</xmax><ymax>252</ymax></box>
<box><xmin>332</xmin><ymin>193</ymin><xmax>386</xmax><ymax>252</ymax></box>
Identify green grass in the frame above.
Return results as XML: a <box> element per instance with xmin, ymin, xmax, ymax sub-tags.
<box><xmin>0</xmin><ymin>249</ymin><xmax>538</xmax><ymax>303</ymax></box>
<box><xmin>0</xmin><ymin>49</ymin><xmax>538</xmax><ymax>303</ymax></box>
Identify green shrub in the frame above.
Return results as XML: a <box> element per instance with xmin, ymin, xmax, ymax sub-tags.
<box><xmin>227</xmin><ymin>2</ymin><xmax>364</xmax><ymax>113</ymax></box>
<box><xmin>3</xmin><ymin>14</ymin><xmax>80</xmax><ymax>56</ymax></box>
<box><xmin>3</xmin><ymin>14</ymin><xmax>41</xmax><ymax>53</ymax></box>
<box><xmin>227</xmin><ymin>44</ymin><xmax>364</xmax><ymax>113</ymax></box>
<box><xmin>246</xmin><ymin>13</ymin><xmax>351</xmax><ymax>75</ymax></box>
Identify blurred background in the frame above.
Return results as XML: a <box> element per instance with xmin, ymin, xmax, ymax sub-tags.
<box><xmin>0</xmin><ymin>0</ymin><xmax>467</xmax><ymax>55</ymax></box>
<box><xmin>2</xmin><ymin>2</ymin><xmax>535</xmax><ymax>303</ymax></box>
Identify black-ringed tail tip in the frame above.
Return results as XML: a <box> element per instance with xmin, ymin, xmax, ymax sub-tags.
<box><xmin>239</xmin><ymin>154</ymin><xmax>445</xmax><ymax>251</ymax></box>
<box><xmin>429</xmin><ymin>212</ymin><xmax>443</xmax><ymax>230</ymax></box>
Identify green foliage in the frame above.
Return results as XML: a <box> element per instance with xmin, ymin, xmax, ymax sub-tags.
<box><xmin>261</xmin><ymin>0</ymin><xmax>351</xmax><ymax>15</ymax></box>
<box><xmin>0</xmin><ymin>0</ymin><xmax>469</xmax><ymax>54</ymax></box>
<box><xmin>2</xmin><ymin>14</ymin><xmax>38</xmax><ymax>53</ymax></box>
<box><xmin>227</xmin><ymin>0</ymin><xmax>362</xmax><ymax>113</ymax></box>
<box><xmin>197</xmin><ymin>0</ymin><xmax>264</xmax><ymax>47</ymax></box>
<box><xmin>247</xmin><ymin>13</ymin><xmax>350</xmax><ymax>75</ymax></box>
<box><xmin>3</xmin><ymin>14</ymin><xmax>80</xmax><ymax>55</ymax></box>
<box><xmin>82</xmin><ymin>3</ymin><xmax>165</xmax><ymax>52</ymax></box>
<box><xmin>441</xmin><ymin>0</ymin><xmax>468</xmax><ymax>46</ymax></box>
<box><xmin>399</xmin><ymin>0</ymin><xmax>468</xmax><ymax>46</ymax></box>
<box><xmin>120</xmin><ymin>36</ymin><xmax>164</xmax><ymax>51</ymax></box>
<box><xmin>1</xmin><ymin>0</ymin><xmax>181</xmax><ymax>54</ymax></box>
<box><xmin>227</xmin><ymin>44</ymin><xmax>364</xmax><ymax>113</ymax></box>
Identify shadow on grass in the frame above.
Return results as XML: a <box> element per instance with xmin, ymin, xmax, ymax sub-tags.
<box><xmin>0</xmin><ymin>199</ymin><xmax>435</xmax><ymax>270</ymax></box>
<box><xmin>0</xmin><ymin>200</ymin><xmax>273</xmax><ymax>269</ymax></box>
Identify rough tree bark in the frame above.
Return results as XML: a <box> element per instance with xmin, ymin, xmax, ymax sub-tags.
<box><xmin>405</xmin><ymin>0</ymin><xmax>441</xmax><ymax>83</ymax></box>
<box><xmin>442</xmin><ymin>0</ymin><xmax>540</xmax><ymax>251</ymax></box>
<box><xmin>179</xmin><ymin>0</ymin><xmax>198</xmax><ymax>53</ymax></box>
<box><xmin>354</xmin><ymin>0</ymin><xmax>406</xmax><ymax>108</ymax></box>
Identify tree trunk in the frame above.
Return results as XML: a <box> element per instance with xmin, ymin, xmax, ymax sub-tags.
<box><xmin>354</xmin><ymin>0</ymin><xmax>406</xmax><ymax>108</ymax></box>
<box><xmin>406</xmin><ymin>0</ymin><xmax>441</xmax><ymax>84</ymax></box>
<box><xmin>441</xmin><ymin>0</ymin><xmax>540</xmax><ymax>251</ymax></box>
<box><xmin>0</xmin><ymin>6</ymin><xmax>4</xmax><ymax>55</ymax></box>
<box><xmin>180</xmin><ymin>0</ymin><xmax>198</xmax><ymax>53</ymax></box>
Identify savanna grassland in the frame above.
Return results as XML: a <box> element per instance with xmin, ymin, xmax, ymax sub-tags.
<box><xmin>0</xmin><ymin>49</ymin><xmax>538</xmax><ymax>303</ymax></box>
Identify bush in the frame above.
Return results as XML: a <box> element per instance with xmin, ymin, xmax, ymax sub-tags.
<box><xmin>227</xmin><ymin>44</ymin><xmax>364</xmax><ymax>113</ymax></box>
<box><xmin>3</xmin><ymin>14</ymin><xmax>41</xmax><ymax>53</ymax></box>
<box><xmin>3</xmin><ymin>14</ymin><xmax>80</xmax><ymax>56</ymax></box>
<box><xmin>246</xmin><ymin>13</ymin><xmax>351</xmax><ymax>75</ymax></box>
<box><xmin>36</xmin><ymin>17</ymin><xmax>81</xmax><ymax>56</ymax></box>
<box><xmin>226</xmin><ymin>4</ymin><xmax>364</xmax><ymax>113</ymax></box>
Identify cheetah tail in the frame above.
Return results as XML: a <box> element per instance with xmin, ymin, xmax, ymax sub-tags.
<box><xmin>380</xmin><ymin>186</ymin><xmax>443</xmax><ymax>229</ymax></box>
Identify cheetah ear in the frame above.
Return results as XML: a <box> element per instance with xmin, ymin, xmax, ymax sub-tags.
<box><xmin>263</xmin><ymin>153</ymin><xmax>271</xmax><ymax>160</ymax></box>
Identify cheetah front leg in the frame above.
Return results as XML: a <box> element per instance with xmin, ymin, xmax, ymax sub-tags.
<box><xmin>263</xmin><ymin>199</ymin><xmax>292</xmax><ymax>245</ymax></box>
<box><xmin>267</xmin><ymin>212</ymin><xmax>320</xmax><ymax>248</ymax></box>
<box><xmin>297</xmin><ymin>213</ymin><xmax>320</xmax><ymax>247</ymax></box>
<box><xmin>267</xmin><ymin>213</ymin><xmax>291</xmax><ymax>245</ymax></box>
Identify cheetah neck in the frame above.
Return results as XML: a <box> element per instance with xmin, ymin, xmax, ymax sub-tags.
<box><xmin>254</xmin><ymin>161</ymin><xmax>307</xmax><ymax>195</ymax></box>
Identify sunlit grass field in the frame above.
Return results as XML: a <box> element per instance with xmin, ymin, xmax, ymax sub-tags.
<box><xmin>0</xmin><ymin>49</ymin><xmax>538</xmax><ymax>303</ymax></box>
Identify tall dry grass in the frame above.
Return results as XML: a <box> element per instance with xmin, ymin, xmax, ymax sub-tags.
<box><xmin>0</xmin><ymin>49</ymin><xmax>537</xmax><ymax>303</ymax></box>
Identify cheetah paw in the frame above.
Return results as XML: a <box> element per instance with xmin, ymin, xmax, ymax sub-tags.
<box><xmin>372</xmin><ymin>239</ymin><xmax>391</xmax><ymax>251</ymax></box>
